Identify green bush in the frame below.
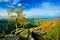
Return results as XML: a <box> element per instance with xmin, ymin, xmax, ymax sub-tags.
<box><xmin>0</xmin><ymin>20</ymin><xmax>16</xmax><ymax>34</ymax></box>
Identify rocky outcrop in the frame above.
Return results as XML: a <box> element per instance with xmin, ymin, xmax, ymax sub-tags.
<box><xmin>0</xmin><ymin>27</ymin><xmax>47</xmax><ymax>40</ymax></box>
<box><xmin>31</xmin><ymin>27</ymin><xmax>46</xmax><ymax>40</ymax></box>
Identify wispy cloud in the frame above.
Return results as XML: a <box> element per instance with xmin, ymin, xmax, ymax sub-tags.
<box><xmin>0</xmin><ymin>7</ymin><xmax>8</xmax><ymax>16</ymax></box>
<box><xmin>0</xmin><ymin>1</ymin><xmax>60</xmax><ymax>18</ymax></box>
<box><xmin>0</xmin><ymin>0</ymin><xmax>9</xmax><ymax>2</ymax></box>
<box><xmin>18</xmin><ymin>3</ymin><xmax>22</xmax><ymax>6</ymax></box>
<box><xmin>13</xmin><ymin>0</ymin><xmax>20</xmax><ymax>4</ymax></box>
<box><xmin>23</xmin><ymin>2</ymin><xmax>60</xmax><ymax>18</ymax></box>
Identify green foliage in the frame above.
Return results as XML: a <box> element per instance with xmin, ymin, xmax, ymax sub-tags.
<box><xmin>0</xmin><ymin>20</ymin><xmax>16</xmax><ymax>34</ymax></box>
<box><xmin>32</xmin><ymin>19</ymin><xmax>40</xmax><ymax>26</ymax></box>
<box><xmin>26</xmin><ymin>23</ymin><xmax>37</xmax><ymax>29</ymax></box>
<box><xmin>5</xmin><ymin>22</ymin><xmax>16</xmax><ymax>34</ymax></box>
<box><xmin>47</xmin><ymin>21</ymin><xmax>60</xmax><ymax>40</ymax></box>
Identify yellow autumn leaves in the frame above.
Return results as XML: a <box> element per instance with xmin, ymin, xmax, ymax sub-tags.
<box><xmin>38</xmin><ymin>20</ymin><xmax>57</xmax><ymax>32</ymax></box>
<box><xmin>30</xmin><ymin>20</ymin><xmax>58</xmax><ymax>33</ymax></box>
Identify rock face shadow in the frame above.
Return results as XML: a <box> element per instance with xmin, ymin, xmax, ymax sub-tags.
<box><xmin>31</xmin><ymin>32</ymin><xmax>45</xmax><ymax>40</ymax></box>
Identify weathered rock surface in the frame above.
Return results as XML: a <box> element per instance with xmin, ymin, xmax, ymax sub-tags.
<box><xmin>0</xmin><ymin>27</ymin><xmax>47</xmax><ymax>40</ymax></box>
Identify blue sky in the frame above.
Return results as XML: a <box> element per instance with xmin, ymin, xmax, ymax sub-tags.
<box><xmin>0</xmin><ymin>0</ymin><xmax>60</xmax><ymax>19</ymax></box>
